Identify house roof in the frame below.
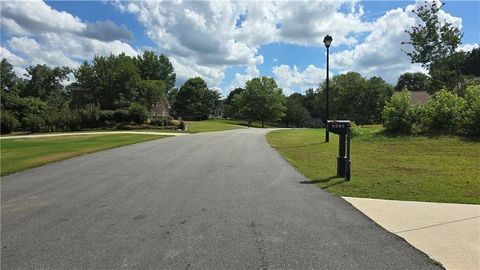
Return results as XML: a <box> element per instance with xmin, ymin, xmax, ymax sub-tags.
<box><xmin>409</xmin><ymin>91</ymin><xmax>430</xmax><ymax>105</ymax></box>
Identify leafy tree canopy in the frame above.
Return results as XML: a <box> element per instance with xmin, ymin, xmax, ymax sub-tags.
<box><xmin>233</xmin><ymin>77</ymin><xmax>286</xmax><ymax>127</ymax></box>
<box><xmin>173</xmin><ymin>77</ymin><xmax>220</xmax><ymax>119</ymax></box>
<box><xmin>135</xmin><ymin>51</ymin><xmax>176</xmax><ymax>91</ymax></box>
<box><xmin>461</xmin><ymin>47</ymin><xmax>480</xmax><ymax>77</ymax></box>
<box><xmin>1</xmin><ymin>58</ymin><xmax>18</xmax><ymax>93</ymax></box>
<box><xmin>21</xmin><ymin>64</ymin><xmax>71</xmax><ymax>101</ymax></box>
<box><xmin>75</xmin><ymin>53</ymin><xmax>140</xmax><ymax>110</ymax></box>
<box><xmin>402</xmin><ymin>1</ymin><xmax>462</xmax><ymax>69</ymax></box>
<box><xmin>395</xmin><ymin>72</ymin><xmax>432</xmax><ymax>92</ymax></box>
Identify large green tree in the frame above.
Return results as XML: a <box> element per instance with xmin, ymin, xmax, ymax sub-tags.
<box><xmin>135</xmin><ymin>51</ymin><xmax>176</xmax><ymax>90</ymax></box>
<box><xmin>402</xmin><ymin>1</ymin><xmax>463</xmax><ymax>92</ymax></box>
<box><xmin>224</xmin><ymin>87</ymin><xmax>245</xmax><ymax>118</ymax></box>
<box><xmin>461</xmin><ymin>47</ymin><xmax>480</xmax><ymax>77</ymax></box>
<box><xmin>173</xmin><ymin>77</ymin><xmax>220</xmax><ymax>120</ymax></box>
<box><xmin>284</xmin><ymin>94</ymin><xmax>311</xmax><ymax>127</ymax></box>
<box><xmin>21</xmin><ymin>64</ymin><xmax>71</xmax><ymax>101</ymax></box>
<box><xmin>137</xmin><ymin>80</ymin><xmax>167</xmax><ymax>108</ymax></box>
<box><xmin>403</xmin><ymin>1</ymin><xmax>462</xmax><ymax>68</ymax></box>
<box><xmin>395</xmin><ymin>72</ymin><xmax>432</xmax><ymax>93</ymax></box>
<box><xmin>317</xmin><ymin>72</ymin><xmax>393</xmax><ymax>124</ymax></box>
<box><xmin>1</xmin><ymin>59</ymin><xmax>18</xmax><ymax>93</ymax></box>
<box><xmin>75</xmin><ymin>53</ymin><xmax>140</xmax><ymax>110</ymax></box>
<box><xmin>303</xmin><ymin>88</ymin><xmax>322</xmax><ymax>118</ymax></box>
<box><xmin>233</xmin><ymin>77</ymin><xmax>286</xmax><ymax>127</ymax></box>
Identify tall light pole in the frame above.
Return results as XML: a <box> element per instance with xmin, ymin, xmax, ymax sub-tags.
<box><xmin>323</xmin><ymin>35</ymin><xmax>332</xmax><ymax>142</ymax></box>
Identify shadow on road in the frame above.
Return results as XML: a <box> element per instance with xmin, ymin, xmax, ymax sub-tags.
<box><xmin>299</xmin><ymin>176</ymin><xmax>346</xmax><ymax>189</ymax></box>
<box><xmin>299</xmin><ymin>175</ymin><xmax>338</xmax><ymax>184</ymax></box>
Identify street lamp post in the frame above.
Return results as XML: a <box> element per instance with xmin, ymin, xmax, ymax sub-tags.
<box><xmin>323</xmin><ymin>35</ymin><xmax>332</xmax><ymax>143</ymax></box>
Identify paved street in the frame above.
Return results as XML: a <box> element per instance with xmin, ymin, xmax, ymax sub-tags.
<box><xmin>1</xmin><ymin>128</ymin><xmax>442</xmax><ymax>269</ymax></box>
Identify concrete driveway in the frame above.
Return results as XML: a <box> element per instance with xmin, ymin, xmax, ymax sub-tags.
<box><xmin>1</xmin><ymin>128</ymin><xmax>442</xmax><ymax>269</ymax></box>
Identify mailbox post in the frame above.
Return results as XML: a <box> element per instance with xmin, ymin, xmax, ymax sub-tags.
<box><xmin>327</xmin><ymin>120</ymin><xmax>351</xmax><ymax>180</ymax></box>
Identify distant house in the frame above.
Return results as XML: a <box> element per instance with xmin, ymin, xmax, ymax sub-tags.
<box><xmin>151</xmin><ymin>100</ymin><xmax>171</xmax><ymax>118</ymax></box>
<box><xmin>409</xmin><ymin>91</ymin><xmax>430</xmax><ymax>105</ymax></box>
<box><xmin>211</xmin><ymin>108</ymin><xmax>224</xmax><ymax>119</ymax></box>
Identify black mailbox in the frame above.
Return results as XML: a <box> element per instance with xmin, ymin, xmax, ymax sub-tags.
<box><xmin>327</xmin><ymin>120</ymin><xmax>351</xmax><ymax>180</ymax></box>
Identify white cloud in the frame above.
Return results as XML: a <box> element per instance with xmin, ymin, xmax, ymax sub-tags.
<box><xmin>272</xmin><ymin>64</ymin><xmax>326</xmax><ymax>94</ymax></box>
<box><xmin>1</xmin><ymin>0</ymin><xmax>139</xmax><ymax>77</ymax></box>
<box><xmin>1</xmin><ymin>0</ymin><xmax>132</xmax><ymax>41</ymax></box>
<box><xmin>457</xmin><ymin>43</ymin><xmax>479</xmax><ymax>52</ymax></box>
<box><xmin>114</xmin><ymin>0</ymin><xmax>372</xmax><ymax>90</ymax></box>
<box><xmin>330</xmin><ymin>0</ymin><xmax>464</xmax><ymax>83</ymax></box>
<box><xmin>226</xmin><ymin>64</ymin><xmax>261</xmax><ymax>93</ymax></box>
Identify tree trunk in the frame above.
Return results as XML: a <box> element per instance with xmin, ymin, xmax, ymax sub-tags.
<box><xmin>262</xmin><ymin>119</ymin><xmax>264</xmax><ymax>128</ymax></box>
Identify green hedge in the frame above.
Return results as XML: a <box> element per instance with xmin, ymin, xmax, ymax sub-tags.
<box><xmin>382</xmin><ymin>85</ymin><xmax>480</xmax><ymax>136</ymax></box>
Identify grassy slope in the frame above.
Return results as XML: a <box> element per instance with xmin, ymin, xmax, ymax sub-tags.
<box><xmin>267</xmin><ymin>127</ymin><xmax>480</xmax><ymax>204</ymax></box>
<box><xmin>1</xmin><ymin>134</ymin><xmax>168</xmax><ymax>176</ymax></box>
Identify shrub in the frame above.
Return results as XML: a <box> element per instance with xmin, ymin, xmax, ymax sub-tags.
<box><xmin>79</xmin><ymin>104</ymin><xmax>100</xmax><ymax>128</ymax></box>
<box><xmin>21</xmin><ymin>114</ymin><xmax>46</xmax><ymax>133</ymax></box>
<box><xmin>150</xmin><ymin>117</ymin><xmax>169</xmax><ymax>127</ymax></box>
<box><xmin>99</xmin><ymin>110</ymin><xmax>115</xmax><ymax>122</ymax></box>
<box><xmin>113</xmin><ymin>109</ymin><xmax>129</xmax><ymax>122</ymax></box>
<box><xmin>179</xmin><ymin>119</ymin><xmax>187</xmax><ymax>130</ymax></box>
<box><xmin>349</xmin><ymin>122</ymin><xmax>367</xmax><ymax>138</ymax></box>
<box><xmin>382</xmin><ymin>89</ymin><xmax>416</xmax><ymax>133</ymax></box>
<box><xmin>128</xmin><ymin>103</ymin><xmax>148</xmax><ymax>124</ymax></box>
<box><xmin>423</xmin><ymin>89</ymin><xmax>465</xmax><ymax>133</ymax></box>
<box><xmin>461</xmin><ymin>84</ymin><xmax>480</xmax><ymax>136</ymax></box>
<box><xmin>1</xmin><ymin>110</ymin><xmax>20</xmax><ymax>134</ymax></box>
<box><xmin>1</xmin><ymin>93</ymin><xmax>48</xmax><ymax>119</ymax></box>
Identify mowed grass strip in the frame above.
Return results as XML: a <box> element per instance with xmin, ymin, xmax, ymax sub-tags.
<box><xmin>1</xmin><ymin>134</ymin><xmax>168</xmax><ymax>176</ymax></box>
<box><xmin>174</xmin><ymin>119</ymin><xmax>276</xmax><ymax>133</ymax></box>
<box><xmin>185</xmin><ymin>120</ymin><xmax>245</xmax><ymax>133</ymax></box>
<box><xmin>267</xmin><ymin>127</ymin><xmax>480</xmax><ymax>204</ymax></box>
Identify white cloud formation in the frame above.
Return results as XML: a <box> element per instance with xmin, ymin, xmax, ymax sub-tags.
<box><xmin>457</xmin><ymin>43</ymin><xmax>479</xmax><ymax>52</ymax></box>
<box><xmin>1</xmin><ymin>0</ymin><xmax>138</xmax><ymax>77</ymax></box>
<box><xmin>1</xmin><ymin>0</ymin><xmax>133</xmax><ymax>41</ymax></box>
<box><xmin>114</xmin><ymin>0</ymin><xmax>372</xmax><ymax>89</ymax></box>
<box><xmin>330</xmin><ymin>0</ymin><xmax>464</xmax><ymax>83</ymax></box>
<box><xmin>272</xmin><ymin>64</ymin><xmax>326</xmax><ymax>94</ymax></box>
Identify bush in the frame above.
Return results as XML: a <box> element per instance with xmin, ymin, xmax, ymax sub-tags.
<box><xmin>113</xmin><ymin>109</ymin><xmax>129</xmax><ymax>122</ymax></box>
<box><xmin>99</xmin><ymin>110</ymin><xmax>115</xmax><ymax>122</ymax></box>
<box><xmin>21</xmin><ymin>114</ymin><xmax>46</xmax><ymax>133</ymax></box>
<box><xmin>79</xmin><ymin>104</ymin><xmax>100</xmax><ymax>128</ymax></box>
<box><xmin>423</xmin><ymin>89</ymin><xmax>465</xmax><ymax>133</ymax></box>
<box><xmin>1</xmin><ymin>93</ymin><xmax>48</xmax><ymax>119</ymax></box>
<box><xmin>382</xmin><ymin>90</ymin><xmax>416</xmax><ymax>133</ymax></box>
<box><xmin>128</xmin><ymin>104</ymin><xmax>148</xmax><ymax>124</ymax></box>
<box><xmin>150</xmin><ymin>117</ymin><xmax>170</xmax><ymax>127</ymax></box>
<box><xmin>1</xmin><ymin>110</ymin><xmax>20</xmax><ymax>134</ymax></box>
<box><xmin>461</xmin><ymin>84</ymin><xmax>480</xmax><ymax>136</ymax></box>
<box><xmin>349</xmin><ymin>122</ymin><xmax>367</xmax><ymax>138</ymax></box>
<box><xmin>179</xmin><ymin>119</ymin><xmax>187</xmax><ymax>130</ymax></box>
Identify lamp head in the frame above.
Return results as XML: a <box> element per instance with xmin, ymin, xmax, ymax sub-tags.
<box><xmin>323</xmin><ymin>35</ymin><xmax>333</xmax><ymax>48</ymax></box>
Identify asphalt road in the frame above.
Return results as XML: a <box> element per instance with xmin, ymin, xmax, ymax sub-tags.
<box><xmin>1</xmin><ymin>128</ymin><xmax>442</xmax><ymax>269</ymax></box>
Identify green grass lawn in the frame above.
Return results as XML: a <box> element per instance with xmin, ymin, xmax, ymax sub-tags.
<box><xmin>185</xmin><ymin>119</ymin><xmax>245</xmax><ymax>133</ymax></box>
<box><xmin>207</xmin><ymin>119</ymin><xmax>280</xmax><ymax>128</ymax></box>
<box><xmin>267</xmin><ymin>127</ymin><xmax>480</xmax><ymax>204</ymax></box>
<box><xmin>1</xmin><ymin>134</ymin><xmax>168</xmax><ymax>176</ymax></box>
<box><xmin>141</xmin><ymin>119</ymin><xmax>278</xmax><ymax>133</ymax></box>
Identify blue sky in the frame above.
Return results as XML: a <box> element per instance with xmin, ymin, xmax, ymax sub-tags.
<box><xmin>1</xmin><ymin>0</ymin><xmax>478</xmax><ymax>96</ymax></box>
